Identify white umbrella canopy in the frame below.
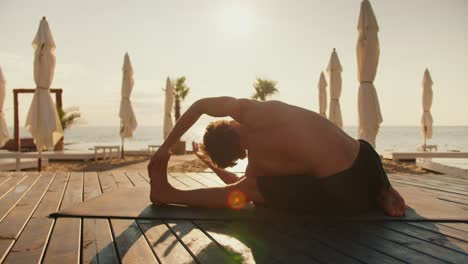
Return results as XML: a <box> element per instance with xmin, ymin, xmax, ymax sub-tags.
<box><xmin>318</xmin><ymin>71</ymin><xmax>328</xmax><ymax>117</ymax></box>
<box><xmin>327</xmin><ymin>48</ymin><xmax>343</xmax><ymax>128</ymax></box>
<box><xmin>25</xmin><ymin>17</ymin><xmax>63</xmax><ymax>151</ymax></box>
<box><xmin>163</xmin><ymin>77</ymin><xmax>174</xmax><ymax>140</ymax></box>
<box><xmin>421</xmin><ymin>68</ymin><xmax>434</xmax><ymax>143</ymax></box>
<box><xmin>0</xmin><ymin>67</ymin><xmax>9</xmax><ymax>146</ymax></box>
<box><xmin>357</xmin><ymin>0</ymin><xmax>382</xmax><ymax>147</ymax></box>
<box><xmin>119</xmin><ymin>53</ymin><xmax>137</xmax><ymax>140</ymax></box>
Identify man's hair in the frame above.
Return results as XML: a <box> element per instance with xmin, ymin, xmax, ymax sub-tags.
<box><xmin>201</xmin><ymin>120</ymin><xmax>243</xmax><ymax>168</ymax></box>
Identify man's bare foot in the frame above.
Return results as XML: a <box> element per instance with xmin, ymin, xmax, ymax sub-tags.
<box><xmin>378</xmin><ymin>186</ymin><xmax>407</xmax><ymax>217</ymax></box>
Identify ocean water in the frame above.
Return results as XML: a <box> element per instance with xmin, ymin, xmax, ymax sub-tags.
<box><xmin>9</xmin><ymin>126</ymin><xmax>468</xmax><ymax>153</ymax></box>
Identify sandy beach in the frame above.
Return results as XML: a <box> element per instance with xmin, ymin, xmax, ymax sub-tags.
<box><xmin>35</xmin><ymin>153</ymin><xmax>434</xmax><ymax>175</ymax></box>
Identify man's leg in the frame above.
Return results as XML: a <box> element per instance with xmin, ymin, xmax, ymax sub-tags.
<box><xmin>374</xmin><ymin>157</ymin><xmax>406</xmax><ymax>216</ymax></box>
<box><xmin>378</xmin><ymin>186</ymin><xmax>407</xmax><ymax>217</ymax></box>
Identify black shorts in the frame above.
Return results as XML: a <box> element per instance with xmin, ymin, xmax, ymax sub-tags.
<box><xmin>256</xmin><ymin>140</ymin><xmax>391</xmax><ymax>215</ymax></box>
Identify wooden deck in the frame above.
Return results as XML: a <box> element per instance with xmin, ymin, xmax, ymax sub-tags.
<box><xmin>0</xmin><ymin>171</ymin><xmax>467</xmax><ymax>263</ymax></box>
<box><xmin>382</xmin><ymin>151</ymin><xmax>468</xmax><ymax>161</ymax></box>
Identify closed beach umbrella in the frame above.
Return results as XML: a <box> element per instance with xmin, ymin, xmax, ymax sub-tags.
<box><xmin>318</xmin><ymin>71</ymin><xmax>327</xmax><ymax>117</ymax></box>
<box><xmin>163</xmin><ymin>77</ymin><xmax>174</xmax><ymax>140</ymax></box>
<box><xmin>119</xmin><ymin>53</ymin><xmax>137</xmax><ymax>157</ymax></box>
<box><xmin>421</xmin><ymin>68</ymin><xmax>433</xmax><ymax>145</ymax></box>
<box><xmin>357</xmin><ymin>0</ymin><xmax>382</xmax><ymax>147</ymax></box>
<box><xmin>25</xmin><ymin>17</ymin><xmax>63</xmax><ymax>152</ymax></box>
<box><xmin>0</xmin><ymin>67</ymin><xmax>9</xmax><ymax>146</ymax></box>
<box><xmin>327</xmin><ymin>48</ymin><xmax>343</xmax><ymax>128</ymax></box>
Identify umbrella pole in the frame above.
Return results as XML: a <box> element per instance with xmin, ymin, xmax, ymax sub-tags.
<box><xmin>38</xmin><ymin>150</ymin><xmax>42</xmax><ymax>172</ymax></box>
<box><xmin>121</xmin><ymin>138</ymin><xmax>124</xmax><ymax>159</ymax></box>
<box><xmin>424</xmin><ymin>126</ymin><xmax>427</xmax><ymax>151</ymax></box>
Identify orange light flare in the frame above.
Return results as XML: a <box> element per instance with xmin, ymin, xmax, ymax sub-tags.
<box><xmin>227</xmin><ymin>190</ymin><xmax>247</xmax><ymax>210</ymax></box>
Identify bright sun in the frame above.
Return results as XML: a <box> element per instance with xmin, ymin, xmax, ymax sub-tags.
<box><xmin>220</xmin><ymin>5</ymin><xmax>253</xmax><ymax>36</ymax></box>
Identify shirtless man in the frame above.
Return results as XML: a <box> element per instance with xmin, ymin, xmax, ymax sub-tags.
<box><xmin>148</xmin><ymin>97</ymin><xmax>406</xmax><ymax>216</ymax></box>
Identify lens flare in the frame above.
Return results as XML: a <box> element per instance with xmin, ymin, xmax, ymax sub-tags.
<box><xmin>227</xmin><ymin>190</ymin><xmax>247</xmax><ymax>210</ymax></box>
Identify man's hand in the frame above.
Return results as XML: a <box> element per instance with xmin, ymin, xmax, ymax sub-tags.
<box><xmin>192</xmin><ymin>141</ymin><xmax>212</xmax><ymax>167</ymax></box>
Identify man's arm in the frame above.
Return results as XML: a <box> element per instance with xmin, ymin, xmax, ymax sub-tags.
<box><xmin>160</xmin><ymin>97</ymin><xmax>243</xmax><ymax>152</ymax></box>
<box><xmin>150</xmin><ymin>152</ymin><xmax>259</xmax><ymax>208</ymax></box>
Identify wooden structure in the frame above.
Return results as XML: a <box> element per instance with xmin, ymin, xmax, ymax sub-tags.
<box><xmin>418</xmin><ymin>158</ymin><xmax>468</xmax><ymax>178</ymax></box>
<box><xmin>417</xmin><ymin>144</ymin><xmax>438</xmax><ymax>152</ymax></box>
<box><xmin>383</xmin><ymin>151</ymin><xmax>468</xmax><ymax>161</ymax></box>
<box><xmin>147</xmin><ymin>144</ymin><xmax>160</xmax><ymax>154</ymax></box>
<box><xmin>0</xmin><ymin>171</ymin><xmax>467</xmax><ymax>263</ymax></box>
<box><xmin>94</xmin><ymin>146</ymin><xmax>120</xmax><ymax>161</ymax></box>
<box><xmin>13</xmin><ymin>88</ymin><xmax>63</xmax><ymax>151</ymax></box>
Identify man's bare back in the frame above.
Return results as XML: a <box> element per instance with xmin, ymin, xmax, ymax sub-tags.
<box><xmin>237</xmin><ymin>100</ymin><xmax>360</xmax><ymax>178</ymax></box>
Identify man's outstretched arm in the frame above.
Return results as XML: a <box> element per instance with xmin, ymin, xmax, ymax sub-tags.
<box><xmin>148</xmin><ymin>96</ymin><xmax>249</xmax><ymax>173</ymax></box>
<box><xmin>159</xmin><ymin>97</ymin><xmax>243</xmax><ymax>152</ymax></box>
<box><xmin>149</xmin><ymin>152</ymin><xmax>260</xmax><ymax>208</ymax></box>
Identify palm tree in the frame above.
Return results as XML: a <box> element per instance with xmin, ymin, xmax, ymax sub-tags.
<box><xmin>251</xmin><ymin>78</ymin><xmax>279</xmax><ymax>101</ymax></box>
<box><xmin>55</xmin><ymin>106</ymin><xmax>80</xmax><ymax>151</ymax></box>
<box><xmin>57</xmin><ymin>106</ymin><xmax>81</xmax><ymax>131</ymax></box>
<box><xmin>173</xmin><ymin>76</ymin><xmax>190</xmax><ymax>121</ymax></box>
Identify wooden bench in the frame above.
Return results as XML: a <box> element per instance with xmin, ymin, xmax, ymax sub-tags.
<box><xmin>94</xmin><ymin>146</ymin><xmax>120</xmax><ymax>161</ymax></box>
<box><xmin>417</xmin><ymin>144</ymin><xmax>438</xmax><ymax>152</ymax></box>
<box><xmin>0</xmin><ymin>151</ymin><xmax>49</xmax><ymax>171</ymax></box>
<box><xmin>147</xmin><ymin>145</ymin><xmax>160</xmax><ymax>154</ymax></box>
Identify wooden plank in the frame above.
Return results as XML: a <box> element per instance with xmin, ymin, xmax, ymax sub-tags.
<box><xmin>196</xmin><ymin>220</ymin><xmax>321</xmax><ymax>264</ymax></box>
<box><xmin>42</xmin><ymin>172</ymin><xmax>83</xmax><ymax>264</ymax></box>
<box><xmin>0</xmin><ymin>174</ymin><xmax>12</xmax><ymax>186</ymax></box>
<box><xmin>392</xmin><ymin>181</ymin><xmax>468</xmax><ymax>202</ymax></box>
<box><xmin>339</xmin><ymin>223</ymin><xmax>447</xmax><ymax>263</ymax></box>
<box><xmin>82</xmin><ymin>172</ymin><xmax>119</xmax><ymax>264</ymax></box>
<box><xmin>408</xmin><ymin>222</ymin><xmax>468</xmax><ymax>242</ymax></box>
<box><xmin>384</xmin><ymin>151</ymin><xmax>468</xmax><ymax>160</ymax></box>
<box><xmin>0</xmin><ymin>172</ymin><xmax>55</xmax><ymax>239</ymax></box>
<box><xmin>301</xmin><ymin>223</ymin><xmax>404</xmax><ymax>264</ymax></box>
<box><xmin>98</xmin><ymin>171</ymin><xmax>119</xmax><ymax>193</ymax></box>
<box><xmin>138</xmin><ymin>220</ymin><xmax>196</xmax><ymax>264</ymax></box>
<box><xmin>391</xmin><ymin>174</ymin><xmax>468</xmax><ymax>191</ymax></box>
<box><xmin>0</xmin><ymin>172</ymin><xmax>26</xmax><ymax>198</ymax></box>
<box><xmin>111</xmin><ymin>219</ymin><xmax>159</xmax><ymax>263</ymax></box>
<box><xmin>189</xmin><ymin>172</ymin><xmax>224</xmax><ymax>187</ymax></box>
<box><xmin>0</xmin><ymin>173</ymin><xmax>40</xmax><ymax>221</ymax></box>
<box><xmin>381</xmin><ymin>222</ymin><xmax>468</xmax><ymax>253</ymax></box>
<box><xmin>391</xmin><ymin>174</ymin><xmax>468</xmax><ymax>192</ymax></box>
<box><xmin>125</xmin><ymin>172</ymin><xmax>150</xmax><ymax>187</ymax></box>
<box><xmin>139</xmin><ymin>170</ymin><xmax>150</xmax><ymax>180</ymax></box>
<box><xmin>421</xmin><ymin>173</ymin><xmax>468</xmax><ymax>185</ymax></box>
<box><xmin>112</xmin><ymin>171</ymin><xmax>133</xmax><ymax>188</ymax></box>
<box><xmin>367</xmin><ymin>223</ymin><xmax>468</xmax><ymax>263</ymax></box>
<box><xmin>392</xmin><ymin>178</ymin><xmax>468</xmax><ymax>196</ymax></box>
<box><xmin>258</xmin><ymin>222</ymin><xmax>359</xmax><ymax>263</ymax></box>
<box><xmin>0</xmin><ymin>172</ymin><xmax>11</xmax><ymax>177</ymax></box>
<box><xmin>141</xmin><ymin>170</ymin><xmax>185</xmax><ymax>189</ymax></box>
<box><xmin>3</xmin><ymin>172</ymin><xmax>70</xmax><ymax>264</ymax></box>
<box><xmin>167</xmin><ymin>221</ymin><xmax>237</xmax><ymax>264</ymax></box>
<box><xmin>99</xmin><ymin>171</ymin><xmax>158</xmax><ymax>264</ymax></box>
<box><xmin>417</xmin><ymin>159</ymin><xmax>468</xmax><ymax>177</ymax></box>
<box><xmin>441</xmin><ymin>223</ymin><xmax>468</xmax><ymax>233</ymax></box>
<box><xmin>0</xmin><ymin>239</ymin><xmax>13</xmax><ymax>263</ymax></box>
<box><xmin>171</xmin><ymin>174</ymin><xmax>205</xmax><ymax>190</ymax></box>
<box><xmin>195</xmin><ymin>173</ymin><xmax>226</xmax><ymax>186</ymax></box>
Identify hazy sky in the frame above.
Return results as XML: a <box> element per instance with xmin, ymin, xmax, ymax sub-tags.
<box><xmin>0</xmin><ymin>0</ymin><xmax>467</xmax><ymax>127</ymax></box>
